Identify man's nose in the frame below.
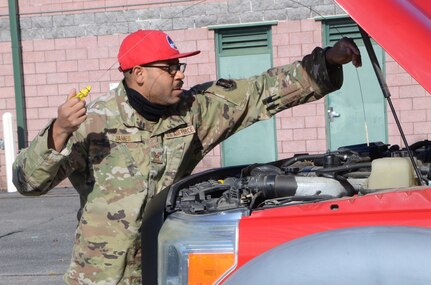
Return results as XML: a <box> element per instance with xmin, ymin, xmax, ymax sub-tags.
<box><xmin>174</xmin><ymin>70</ymin><xmax>185</xmax><ymax>80</ymax></box>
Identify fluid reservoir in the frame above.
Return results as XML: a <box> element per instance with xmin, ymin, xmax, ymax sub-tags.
<box><xmin>367</xmin><ymin>157</ymin><xmax>416</xmax><ymax>189</ymax></box>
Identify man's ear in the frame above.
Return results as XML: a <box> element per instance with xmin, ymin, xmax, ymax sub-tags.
<box><xmin>131</xmin><ymin>66</ymin><xmax>145</xmax><ymax>85</ymax></box>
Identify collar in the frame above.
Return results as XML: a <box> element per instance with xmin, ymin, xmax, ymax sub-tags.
<box><xmin>123</xmin><ymin>80</ymin><xmax>169</xmax><ymax>122</ymax></box>
<box><xmin>115</xmin><ymin>81</ymin><xmax>189</xmax><ymax>136</ymax></box>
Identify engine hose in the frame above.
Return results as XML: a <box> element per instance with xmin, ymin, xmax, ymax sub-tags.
<box><xmin>276</xmin><ymin>154</ymin><xmax>327</xmax><ymax>168</ymax></box>
<box><xmin>335</xmin><ymin>174</ymin><xmax>356</xmax><ymax>196</ymax></box>
<box><xmin>409</xmin><ymin>140</ymin><xmax>431</xmax><ymax>151</ymax></box>
<box><xmin>247</xmin><ymin>175</ymin><xmax>297</xmax><ymax>199</ymax></box>
<box><xmin>249</xmin><ymin>191</ymin><xmax>264</xmax><ymax>210</ymax></box>
<box><xmin>317</xmin><ymin>173</ymin><xmax>356</xmax><ymax>196</ymax></box>
<box><xmin>315</xmin><ymin>162</ymin><xmax>371</xmax><ymax>175</ymax></box>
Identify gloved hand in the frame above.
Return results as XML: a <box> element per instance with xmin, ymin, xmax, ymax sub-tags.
<box><xmin>325</xmin><ymin>37</ymin><xmax>362</xmax><ymax>67</ymax></box>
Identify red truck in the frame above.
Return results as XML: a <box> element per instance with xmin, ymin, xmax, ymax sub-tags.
<box><xmin>141</xmin><ymin>1</ymin><xmax>431</xmax><ymax>284</ymax></box>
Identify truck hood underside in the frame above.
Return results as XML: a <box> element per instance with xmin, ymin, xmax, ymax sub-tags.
<box><xmin>335</xmin><ymin>0</ymin><xmax>431</xmax><ymax>94</ymax></box>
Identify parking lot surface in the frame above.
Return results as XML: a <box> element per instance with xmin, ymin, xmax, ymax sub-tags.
<box><xmin>0</xmin><ymin>188</ymin><xmax>79</xmax><ymax>285</ymax></box>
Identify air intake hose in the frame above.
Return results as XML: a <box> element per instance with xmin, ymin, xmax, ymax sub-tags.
<box><xmin>247</xmin><ymin>175</ymin><xmax>297</xmax><ymax>199</ymax></box>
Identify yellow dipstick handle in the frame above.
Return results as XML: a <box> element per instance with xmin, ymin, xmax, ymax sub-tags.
<box><xmin>75</xmin><ymin>85</ymin><xmax>91</xmax><ymax>100</ymax></box>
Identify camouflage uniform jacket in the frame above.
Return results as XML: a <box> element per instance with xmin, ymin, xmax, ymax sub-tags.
<box><xmin>12</xmin><ymin>47</ymin><xmax>342</xmax><ymax>285</ymax></box>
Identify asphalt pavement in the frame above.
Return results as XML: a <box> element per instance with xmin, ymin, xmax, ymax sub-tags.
<box><xmin>0</xmin><ymin>188</ymin><xmax>80</xmax><ymax>285</ymax></box>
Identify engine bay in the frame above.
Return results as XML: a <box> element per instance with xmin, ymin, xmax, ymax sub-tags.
<box><xmin>174</xmin><ymin>141</ymin><xmax>431</xmax><ymax>214</ymax></box>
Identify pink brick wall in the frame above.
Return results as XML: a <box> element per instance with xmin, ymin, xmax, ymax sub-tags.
<box><xmin>0</xmin><ymin>0</ymin><xmax>8</xmax><ymax>14</ymax></box>
<box><xmin>386</xmin><ymin>53</ymin><xmax>431</xmax><ymax>146</ymax></box>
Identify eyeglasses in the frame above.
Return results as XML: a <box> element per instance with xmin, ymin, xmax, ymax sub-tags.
<box><xmin>142</xmin><ymin>63</ymin><xmax>187</xmax><ymax>75</ymax></box>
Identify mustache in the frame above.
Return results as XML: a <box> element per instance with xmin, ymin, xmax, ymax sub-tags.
<box><xmin>174</xmin><ymin>80</ymin><xmax>184</xmax><ymax>89</ymax></box>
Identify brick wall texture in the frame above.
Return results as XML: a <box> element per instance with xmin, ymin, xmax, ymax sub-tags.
<box><xmin>0</xmin><ymin>0</ymin><xmax>429</xmax><ymax>190</ymax></box>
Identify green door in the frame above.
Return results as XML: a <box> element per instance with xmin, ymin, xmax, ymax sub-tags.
<box><xmin>324</xmin><ymin>19</ymin><xmax>387</xmax><ymax>150</ymax></box>
<box><xmin>215</xmin><ymin>26</ymin><xmax>277</xmax><ymax>166</ymax></box>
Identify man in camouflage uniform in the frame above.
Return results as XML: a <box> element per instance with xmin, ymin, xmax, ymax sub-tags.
<box><xmin>12</xmin><ymin>30</ymin><xmax>361</xmax><ymax>284</ymax></box>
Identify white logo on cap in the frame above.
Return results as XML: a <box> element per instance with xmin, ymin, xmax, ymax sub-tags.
<box><xmin>166</xmin><ymin>35</ymin><xmax>178</xmax><ymax>50</ymax></box>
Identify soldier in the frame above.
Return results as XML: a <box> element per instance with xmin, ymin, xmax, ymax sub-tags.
<box><xmin>12</xmin><ymin>29</ymin><xmax>361</xmax><ymax>284</ymax></box>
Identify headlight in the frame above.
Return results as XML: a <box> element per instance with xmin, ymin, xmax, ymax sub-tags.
<box><xmin>158</xmin><ymin>209</ymin><xmax>248</xmax><ymax>285</ymax></box>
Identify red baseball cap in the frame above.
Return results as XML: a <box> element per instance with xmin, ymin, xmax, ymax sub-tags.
<box><xmin>118</xmin><ymin>30</ymin><xmax>200</xmax><ymax>72</ymax></box>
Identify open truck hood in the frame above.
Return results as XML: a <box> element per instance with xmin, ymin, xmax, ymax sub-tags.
<box><xmin>335</xmin><ymin>0</ymin><xmax>431</xmax><ymax>94</ymax></box>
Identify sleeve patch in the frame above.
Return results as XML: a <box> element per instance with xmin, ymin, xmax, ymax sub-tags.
<box><xmin>216</xmin><ymin>78</ymin><xmax>237</xmax><ymax>90</ymax></box>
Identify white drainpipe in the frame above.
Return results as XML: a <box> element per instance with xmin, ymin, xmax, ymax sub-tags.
<box><xmin>3</xmin><ymin>112</ymin><xmax>17</xmax><ymax>193</ymax></box>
